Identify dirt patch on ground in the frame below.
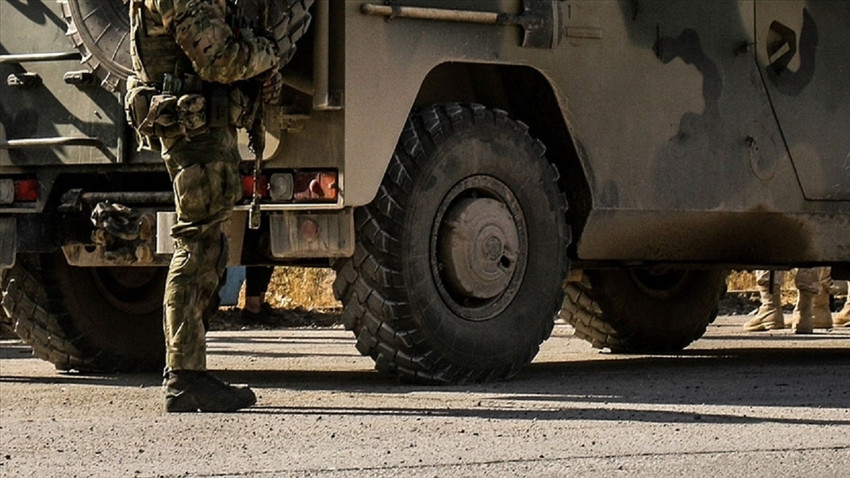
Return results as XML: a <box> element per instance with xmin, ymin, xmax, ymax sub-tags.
<box><xmin>209</xmin><ymin>305</ymin><xmax>342</xmax><ymax>331</ymax></box>
<box><xmin>717</xmin><ymin>292</ymin><xmax>760</xmax><ymax>316</ymax></box>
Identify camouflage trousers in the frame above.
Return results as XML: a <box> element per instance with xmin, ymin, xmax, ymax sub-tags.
<box><xmin>161</xmin><ymin>127</ymin><xmax>241</xmax><ymax>371</ymax></box>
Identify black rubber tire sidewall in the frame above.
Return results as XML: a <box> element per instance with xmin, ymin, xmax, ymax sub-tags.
<box><xmin>54</xmin><ymin>256</ymin><xmax>166</xmax><ymax>367</ymax></box>
<box><xmin>401</xmin><ymin>111</ymin><xmax>567</xmax><ymax>372</ymax></box>
<box><xmin>4</xmin><ymin>253</ymin><xmax>166</xmax><ymax>372</ymax></box>
<box><xmin>586</xmin><ymin>268</ymin><xmax>726</xmax><ymax>352</ymax></box>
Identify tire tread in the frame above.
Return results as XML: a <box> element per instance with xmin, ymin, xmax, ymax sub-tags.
<box><xmin>334</xmin><ymin>104</ymin><xmax>570</xmax><ymax>384</ymax></box>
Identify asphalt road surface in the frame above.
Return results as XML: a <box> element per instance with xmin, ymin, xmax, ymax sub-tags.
<box><xmin>1</xmin><ymin>315</ymin><xmax>848</xmax><ymax>477</ymax></box>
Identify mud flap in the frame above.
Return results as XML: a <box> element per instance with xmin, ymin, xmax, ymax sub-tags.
<box><xmin>0</xmin><ymin>216</ymin><xmax>16</xmax><ymax>269</ymax></box>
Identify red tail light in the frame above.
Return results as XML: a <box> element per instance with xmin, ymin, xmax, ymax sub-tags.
<box><xmin>14</xmin><ymin>179</ymin><xmax>39</xmax><ymax>202</ymax></box>
<box><xmin>241</xmin><ymin>175</ymin><xmax>269</xmax><ymax>200</ymax></box>
<box><xmin>240</xmin><ymin>170</ymin><xmax>338</xmax><ymax>203</ymax></box>
<box><xmin>294</xmin><ymin>171</ymin><xmax>338</xmax><ymax>201</ymax></box>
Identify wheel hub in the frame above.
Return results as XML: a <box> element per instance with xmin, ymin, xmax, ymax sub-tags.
<box><xmin>431</xmin><ymin>175</ymin><xmax>528</xmax><ymax>320</ymax></box>
<box><xmin>91</xmin><ymin>266</ymin><xmax>165</xmax><ymax>314</ymax></box>
<box><xmin>440</xmin><ymin>197</ymin><xmax>519</xmax><ymax>300</ymax></box>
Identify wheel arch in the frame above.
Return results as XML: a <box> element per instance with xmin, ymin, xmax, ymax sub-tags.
<box><xmin>412</xmin><ymin>62</ymin><xmax>592</xmax><ymax>257</ymax></box>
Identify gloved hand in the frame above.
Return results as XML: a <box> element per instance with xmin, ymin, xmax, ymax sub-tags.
<box><xmin>260</xmin><ymin>69</ymin><xmax>283</xmax><ymax>105</ymax></box>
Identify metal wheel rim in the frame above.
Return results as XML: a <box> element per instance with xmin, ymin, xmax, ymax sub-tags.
<box><xmin>430</xmin><ymin>175</ymin><xmax>528</xmax><ymax>321</ymax></box>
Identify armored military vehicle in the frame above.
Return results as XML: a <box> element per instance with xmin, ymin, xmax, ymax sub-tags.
<box><xmin>2</xmin><ymin>0</ymin><xmax>848</xmax><ymax>383</ymax></box>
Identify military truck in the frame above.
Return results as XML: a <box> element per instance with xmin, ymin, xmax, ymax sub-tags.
<box><xmin>2</xmin><ymin>0</ymin><xmax>848</xmax><ymax>383</ymax></box>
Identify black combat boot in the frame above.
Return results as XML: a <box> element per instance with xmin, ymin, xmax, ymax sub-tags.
<box><xmin>164</xmin><ymin>370</ymin><xmax>257</xmax><ymax>413</ymax></box>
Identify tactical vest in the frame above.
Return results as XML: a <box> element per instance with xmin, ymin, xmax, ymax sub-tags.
<box><xmin>129</xmin><ymin>0</ymin><xmax>194</xmax><ymax>87</ymax></box>
<box><xmin>125</xmin><ymin>0</ymin><xmax>257</xmax><ymax>151</ymax></box>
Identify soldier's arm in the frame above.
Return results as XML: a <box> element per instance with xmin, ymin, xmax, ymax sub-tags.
<box><xmin>163</xmin><ymin>0</ymin><xmax>279</xmax><ymax>84</ymax></box>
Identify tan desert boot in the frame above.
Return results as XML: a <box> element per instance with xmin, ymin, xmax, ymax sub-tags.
<box><xmin>743</xmin><ymin>288</ymin><xmax>784</xmax><ymax>332</ymax></box>
<box><xmin>834</xmin><ymin>301</ymin><xmax>850</xmax><ymax>327</ymax></box>
<box><xmin>786</xmin><ymin>287</ymin><xmax>833</xmax><ymax>329</ymax></box>
<box><xmin>791</xmin><ymin>290</ymin><xmax>815</xmax><ymax>334</ymax></box>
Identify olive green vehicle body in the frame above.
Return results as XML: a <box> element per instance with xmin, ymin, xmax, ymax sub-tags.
<box><xmin>1</xmin><ymin>0</ymin><xmax>848</xmax><ymax>375</ymax></box>
<box><xmin>3</xmin><ymin>0</ymin><xmax>848</xmax><ymax>269</ymax></box>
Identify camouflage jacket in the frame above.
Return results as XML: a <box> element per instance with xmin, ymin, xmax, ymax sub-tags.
<box><xmin>131</xmin><ymin>0</ymin><xmax>279</xmax><ymax>85</ymax></box>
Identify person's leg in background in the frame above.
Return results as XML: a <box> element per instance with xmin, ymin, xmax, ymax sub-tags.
<box><xmin>242</xmin><ymin>266</ymin><xmax>275</xmax><ymax>320</ymax></box>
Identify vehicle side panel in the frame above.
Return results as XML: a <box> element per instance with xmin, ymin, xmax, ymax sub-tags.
<box><xmin>341</xmin><ymin>0</ymin><xmax>850</xmax><ymax>263</ymax></box>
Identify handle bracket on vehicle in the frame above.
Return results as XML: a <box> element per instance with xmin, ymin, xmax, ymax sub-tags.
<box><xmin>360</xmin><ymin>0</ymin><xmax>561</xmax><ymax>49</ymax></box>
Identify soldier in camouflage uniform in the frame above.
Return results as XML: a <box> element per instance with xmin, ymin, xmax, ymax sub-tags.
<box><xmin>128</xmin><ymin>0</ymin><xmax>282</xmax><ymax>412</ymax></box>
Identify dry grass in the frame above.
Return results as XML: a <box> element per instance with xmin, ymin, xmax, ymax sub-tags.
<box><xmin>725</xmin><ymin>270</ymin><xmax>757</xmax><ymax>292</ymax></box>
<box><xmin>260</xmin><ymin>269</ymin><xmax>773</xmax><ymax>315</ymax></box>
<box><xmin>726</xmin><ymin>270</ymin><xmax>811</xmax><ymax>306</ymax></box>
<box><xmin>242</xmin><ymin>266</ymin><xmax>340</xmax><ymax>311</ymax></box>
<box><xmin>257</xmin><ymin>269</ymin><xmax>839</xmax><ymax>312</ymax></box>
<box><xmin>211</xmin><ymin>266</ymin><xmax>340</xmax><ymax>331</ymax></box>
<box><xmin>726</xmin><ymin>270</ymin><xmax>798</xmax><ymax>292</ymax></box>
<box><xmin>260</xmin><ymin>269</ymin><xmax>780</xmax><ymax>309</ymax></box>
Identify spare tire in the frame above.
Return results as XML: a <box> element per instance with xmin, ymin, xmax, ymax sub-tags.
<box><xmin>59</xmin><ymin>0</ymin><xmax>313</xmax><ymax>92</ymax></box>
<box><xmin>60</xmin><ymin>0</ymin><xmax>134</xmax><ymax>92</ymax></box>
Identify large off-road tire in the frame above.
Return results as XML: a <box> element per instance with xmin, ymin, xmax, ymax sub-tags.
<box><xmin>1</xmin><ymin>253</ymin><xmax>166</xmax><ymax>372</ymax></box>
<box><xmin>561</xmin><ymin>269</ymin><xmax>727</xmax><ymax>353</ymax></box>
<box><xmin>59</xmin><ymin>0</ymin><xmax>314</xmax><ymax>91</ymax></box>
<box><xmin>333</xmin><ymin>104</ymin><xmax>570</xmax><ymax>384</ymax></box>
